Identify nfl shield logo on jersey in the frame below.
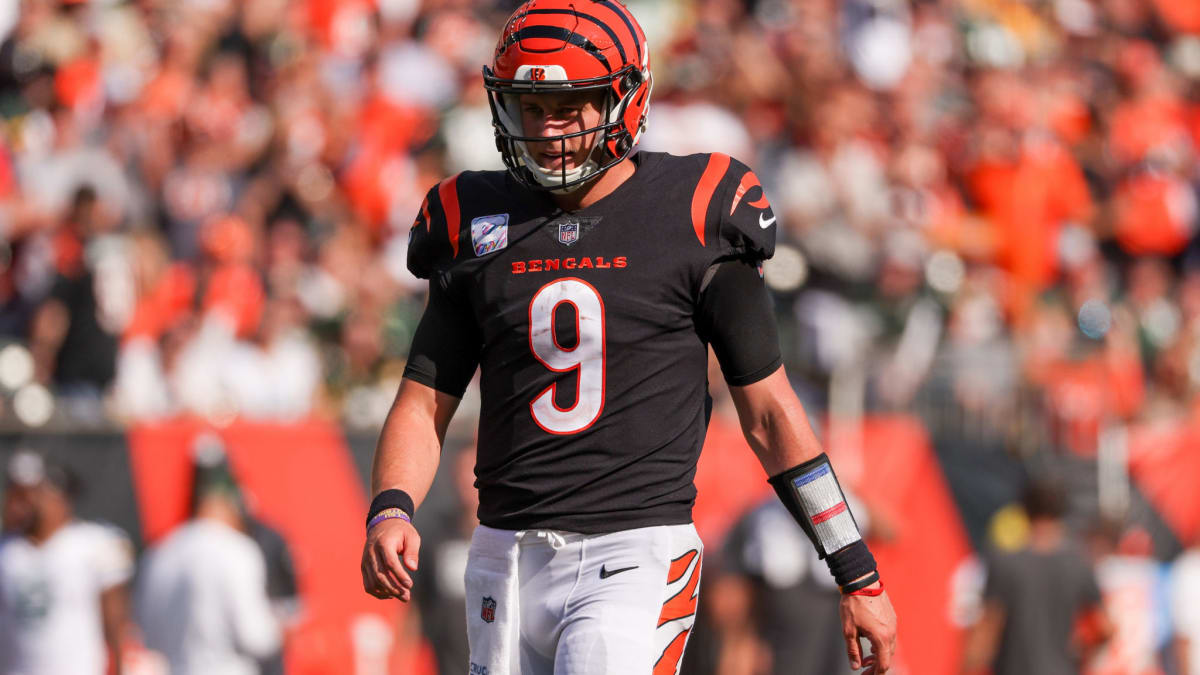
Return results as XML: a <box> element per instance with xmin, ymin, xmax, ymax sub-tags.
<box><xmin>481</xmin><ymin>596</ymin><xmax>497</xmax><ymax>623</ymax></box>
<box><xmin>472</xmin><ymin>214</ymin><xmax>509</xmax><ymax>256</ymax></box>
<box><xmin>557</xmin><ymin>221</ymin><xmax>580</xmax><ymax>246</ymax></box>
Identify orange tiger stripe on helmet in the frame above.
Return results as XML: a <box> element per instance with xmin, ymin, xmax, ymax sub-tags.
<box><xmin>590</xmin><ymin>0</ymin><xmax>645</xmax><ymax>65</ymax></box>
<box><xmin>494</xmin><ymin>4</ymin><xmax>615</xmax><ymax>80</ymax></box>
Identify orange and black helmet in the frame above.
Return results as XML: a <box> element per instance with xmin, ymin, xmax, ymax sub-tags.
<box><xmin>483</xmin><ymin>0</ymin><xmax>652</xmax><ymax>192</ymax></box>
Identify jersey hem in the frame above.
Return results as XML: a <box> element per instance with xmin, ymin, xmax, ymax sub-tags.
<box><xmin>479</xmin><ymin>509</ymin><xmax>694</xmax><ymax>535</ymax></box>
<box><xmin>400</xmin><ymin>369</ymin><xmax>470</xmax><ymax>399</ymax></box>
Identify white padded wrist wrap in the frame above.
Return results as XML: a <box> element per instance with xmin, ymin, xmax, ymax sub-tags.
<box><xmin>768</xmin><ymin>453</ymin><xmax>863</xmax><ymax>557</ymax></box>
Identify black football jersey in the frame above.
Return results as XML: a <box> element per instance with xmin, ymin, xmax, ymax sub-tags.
<box><xmin>404</xmin><ymin>151</ymin><xmax>779</xmax><ymax>533</ymax></box>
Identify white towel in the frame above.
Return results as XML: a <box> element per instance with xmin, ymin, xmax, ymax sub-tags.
<box><xmin>464</xmin><ymin>525</ymin><xmax>522</xmax><ymax>675</ymax></box>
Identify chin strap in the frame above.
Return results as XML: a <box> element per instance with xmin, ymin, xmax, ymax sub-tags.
<box><xmin>518</xmin><ymin>130</ymin><xmax>608</xmax><ymax>193</ymax></box>
<box><xmin>522</xmin><ymin>155</ymin><xmax>600</xmax><ymax>193</ymax></box>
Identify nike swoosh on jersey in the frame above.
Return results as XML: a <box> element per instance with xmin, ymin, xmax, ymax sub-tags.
<box><xmin>599</xmin><ymin>564</ymin><xmax>639</xmax><ymax>579</ymax></box>
<box><xmin>759</xmin><ymin>213</ymin><xmax>776</xmax><ymax>229</ymax></box>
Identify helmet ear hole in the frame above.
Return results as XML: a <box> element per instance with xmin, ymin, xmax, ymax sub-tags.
<box><xmin>622</xmin><ymin>71</ymin><xmax>638</xmax><ymax>93</ymax></box>
<box><xmin>615</xmin><ymin>134</ymin><xmax>631</xmax><ymax>155</ymax></box>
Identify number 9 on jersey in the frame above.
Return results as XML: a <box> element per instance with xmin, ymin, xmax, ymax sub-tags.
<box><xmin>528</xmin><ymin>278</ymin><xmax>606</xmax><ymax>435</ymax></box>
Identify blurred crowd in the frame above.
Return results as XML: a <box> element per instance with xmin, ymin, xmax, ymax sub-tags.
<box><xmin>2</xmin><ymin>0</ymin><xmax>1200</xmax><ymax>672</ymax></box>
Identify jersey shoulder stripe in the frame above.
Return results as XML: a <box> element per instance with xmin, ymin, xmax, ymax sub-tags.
<box><xmin>669</xmin><ymin>151</ymin><xmax>773</xmax><ymax>261</ymax></box>
<box><xmin>408</xmin><ymin>172</ymin><xmax>464</xmax><ymax>279</ymax></box>
<box><xmin>437</xmin><ymin>174</ymin><xmax>462</xmax><ymax>259</ymax></box>
<box><xmin>690</xmin><ymin>153</ymin><xmax>731</xmax><ymax>247</ymax></box>
<box><xmin>407</xmin><ymin>171</ymin><xmax>512</xmax><ymax>279</ymax></box>
<box><xmin>717</xmin><ymin>156</ymin><xmax>775</xmax><ymax>262</ymax></box>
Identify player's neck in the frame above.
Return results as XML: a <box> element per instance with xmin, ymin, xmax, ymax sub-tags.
<box><xmin>1028</xmin><ymin>518</ymin><xmax>1065</xmax><ymax>552</ymax></box>
<box><xmin>549</xmin><ymin>158</ymin><xmax>636</xmax><ymax>212</ymax></box>
<box><xmin>28</xmin><ymin>511</ymin><xmax>70</xmax><ymax>545</ymax></box>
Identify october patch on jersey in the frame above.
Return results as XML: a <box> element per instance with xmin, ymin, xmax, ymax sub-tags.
<box><xmin>471</xmin><ymin>214</ymin><xmax>509</xmax><ymax>256</ymax></box>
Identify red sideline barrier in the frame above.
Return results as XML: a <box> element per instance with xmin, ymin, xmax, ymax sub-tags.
<box><xmin>840</xmin><ymin>416</ymin><xmax>974</xmax><ymax>675</ymax></box>
<box><xmin>128</xmin><ymin>414</ymin><xmax>970</xmax><ymax>673</ymax></box>
<box><xmin>695</xmin><ymin>412</ymin><xmax>972</xmax><ymax>674</ymax></box>
<box><xmin>693</xmin><ymin>412</ymin><xmax>773</xmax><ymax>546</ymax></box>
<box><xmin>1128</xmin><ymin>420</ymin><xmax>1200</xmax><ymax>545</ymax></box>
<box><xmin>128</xmin><ymin>418</ymin><xmax>417</xmax><ymax>674</ymax></box>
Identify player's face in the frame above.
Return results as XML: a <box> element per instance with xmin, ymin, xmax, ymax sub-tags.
<box><xmin>518</xmin><ymin>90</ymin><xmax>607</xmax><ymax>172</ymax></box>
<box><xmin>1</xmin><ymin>483</ymin><xmax>37</xmax><ymax>534</ymax></box>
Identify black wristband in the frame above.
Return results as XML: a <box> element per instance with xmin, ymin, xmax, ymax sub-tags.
<box><xmin>839</xmin><ymin>569</ymin><xmax>881</xmax><ymax>594</ymax></box>
<box><xmin>826</xmin><ymin>540</ymin><xmax>877</xmax><ymax>587</ymax></box>
<box><xmin>366</xmin><ymin>489</ymin><xmax>415</xmax><ymax>528</ymax></box>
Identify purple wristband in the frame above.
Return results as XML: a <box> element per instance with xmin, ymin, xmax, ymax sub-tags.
<box><xmin>367</xmin><ymin>508</ymin><xmax>411</xmax><ymax>531</ymax></box>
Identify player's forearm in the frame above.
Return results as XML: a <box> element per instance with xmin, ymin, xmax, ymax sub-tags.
<box><xmin>959</xmin><ymin>604</ymin><xmax>1003</xmax><ymax>674</ymax></box>
<box><xmin>232</xmin><ymin>576</ymin><xmax>283</xmax><ymax>659</ymax></box>
<box><xmin>100</xmin><ymin>585</ymin><xmax>128</xmax><ymax>674</ymax></box>
<box><xmin>730</xmin><ymin>368</ymin><xmax>825</xmax><ymax>475</ymax></box>
<box><xmin>743</xmin><ymin>398</ymin><xmax>825</xmax><ymax>475</ymax></box>
<box><xmin>733</xmin><ymin>367</ymin><xmax>881</xmax><ymax>592</ymax></box>
<box><xmin>372</xmin><ymin>406</ymin><xmax>441</xmax><ymax>507</ymax></box>
<box><xmin>371</xmin><ymin>378</ymin><xmax>460</xmax><ymax>509</ymax></box>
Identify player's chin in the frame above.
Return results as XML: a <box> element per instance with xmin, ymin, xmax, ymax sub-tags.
<box><xmin>528</xmin><ymin>145</ymin><xmax>579</xmax><ymax>169</ymax></box>
<box><xmin>535</xmin><ymin>156</ymin><xmax>578</xmax><ymax>173</ymax></box>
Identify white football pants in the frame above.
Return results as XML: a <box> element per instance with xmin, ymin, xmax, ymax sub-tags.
<box><xmin>464</xmin><ymin>523</ymin><xmax>703</xmax><ymax>675</ymax></box>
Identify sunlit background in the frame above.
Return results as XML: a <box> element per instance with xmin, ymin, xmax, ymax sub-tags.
<box><xmin>1</xmin><ymin>0</ymin><xmax>1200</xmax><ymax>673</ymax></box>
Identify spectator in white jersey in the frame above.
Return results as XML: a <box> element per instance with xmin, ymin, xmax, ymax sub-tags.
<box><xmin>1172</xmin><ymin>534</ymin><xmax>1200</xmax><ymax>675</ymax></box>
<box><xmin>0</xmin><ymin>450</ymin><xmax>133</xmax><ymax>675</ymax></box>
<box><xmin>136</xmin><ymin>438</ymin><xmax>280</xmax><ymax>675</ymax></box>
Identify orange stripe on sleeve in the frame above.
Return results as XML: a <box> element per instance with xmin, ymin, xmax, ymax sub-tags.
<box><xmin>730</xmin><ymin>171</ymin><xmax>771</xmax><ymax>214</ymax></box>
<box><xmin>690</xmin><ymin>153</ymin><xmax>730</xmax><ymax>246</ymax></box>
<box><xmin>438</xmin><ymin>174</ymin><xmax>462</xmax><ymax>258</ymax></box>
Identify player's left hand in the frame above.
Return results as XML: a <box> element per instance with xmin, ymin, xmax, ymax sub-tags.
<box><xmin>839</xmin><ymin>583</ymin><xmax>897</xmax><ymax>674</ymax></box>
<box><xmin>360</xmin><ymin>517</ymin><xmax>421</xmax><ymax>602</ymax></box>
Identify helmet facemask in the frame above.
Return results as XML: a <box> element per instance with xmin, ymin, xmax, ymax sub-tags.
<box><xmin>484</xmin><ymin>63</ymin><xmax>650</xmax><ymax>194</ymax></box>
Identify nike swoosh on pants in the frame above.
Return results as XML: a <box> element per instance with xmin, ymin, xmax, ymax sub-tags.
<box><xmin>600</xmin><ymin>565</ymin><xmax>638</xmax><ymax>579</ymax></box>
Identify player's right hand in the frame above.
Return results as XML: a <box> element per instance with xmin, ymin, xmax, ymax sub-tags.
<box><xmin>361</xmin><ymin>518</ymin><xmax>421</xmax><ymax>602</ymax></box>
<box><xmin>840</xmin><ymin>584</ymin><xmax>898</xmax><ymax>674</ymax></box>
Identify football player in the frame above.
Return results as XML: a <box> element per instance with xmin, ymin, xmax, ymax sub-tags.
<box><xmin>361</xmin><ymin>1</ymin><xmax>898</xmax><ymax>673</ymax></box>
